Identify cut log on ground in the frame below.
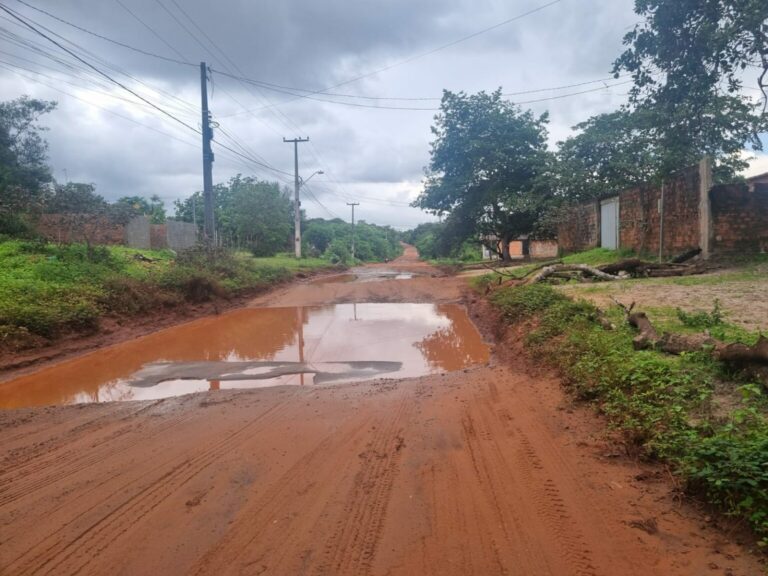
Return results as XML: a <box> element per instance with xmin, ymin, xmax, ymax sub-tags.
<box><xmin>613</xmin><ymin>300</ymin><xmax>768</xmax><ymax>369</ymax></box>
<box><xmin>525</xmin><ymin>264</ymin><xmax>621</xmax><ymax>285</ymax></box>
<box><xmin>598</xmin><ymin>258</ymin><xmax>708</xmax><ymax>278</ymax></box>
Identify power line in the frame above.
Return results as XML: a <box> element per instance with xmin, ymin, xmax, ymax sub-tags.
<box><xmin>212</xmin><ymin>71</ymin><xmax>629</xmax><ymax>103</ymax></box>
<box><xmin>214</xmin><ymin>74</ymin><xmax>633</xmax><ymax>113</ymax></box>
<box><xmin>13</xmin><ymin>0</ymin><xmax>195</xmax><ymax>66</ymax></box>
<box><xmin>113</xmin><ymin>0</ymin><xmax>189</xmax><ymax>64</ymax></box>
<box><xmin>0</xmin><ymin>8</ymin><xmax>199</xmax><ymax>116</ymax></box>
<box><xmin>0</xmin><ymin>4</ymin><xmax>200</xmax><ymax>133</ymax></box>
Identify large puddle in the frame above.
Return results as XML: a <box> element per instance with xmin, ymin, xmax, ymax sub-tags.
<box><xmin>0</xmin><ymin>303</ymin><xmax>489</xmax><ymax>409</ymax></box>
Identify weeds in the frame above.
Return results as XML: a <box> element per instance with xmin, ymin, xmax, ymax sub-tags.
<box><xmin>487</xmin><ymin>283</ymin><xmax>768</xmax><ymax>544</ymax></box>
<box><xmin>0</xmin><ymin>239</ymin><xmax>330</xmax><ymax>348</ymax></box>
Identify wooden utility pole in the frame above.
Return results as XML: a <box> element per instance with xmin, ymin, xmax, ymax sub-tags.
<box><xmin>283</xmin><ymin>137</ymin><xmax>310</xmax><ymax>258</ymax></box>
<box><xmin>347</xmin><ymin>202</ymin><xmax>360</xmax><ymax>261</ymax></box>
<box><xmin>200</xmin><ymin>62</ymin><xmax>215</xmax><ymax>245</ymax></box>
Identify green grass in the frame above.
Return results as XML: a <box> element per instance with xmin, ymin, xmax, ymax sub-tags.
<box><xmin>0</xmin><ymin>240</ymin><xmax>333</xmax><ymax>350</ymax></box>
<box><xmin>487</xmin><ymin>283</ymin><xmax>768</xmax><ymax>544</ymax></box>
<box><xmin>561</xmin><ymin>247</ymin><xmax>636</xmax><ymax>266</ymax></box>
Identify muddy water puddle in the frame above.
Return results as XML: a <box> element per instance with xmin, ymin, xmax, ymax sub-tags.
<box><xmin>0</xmin><ymin>303</ymin><xmax>489</xmax><ymax>408</ymax></box>
<box><xmin>310</xmin><ymin>269</ymin><xmax>417</xmax><ymax>284</ymax></box>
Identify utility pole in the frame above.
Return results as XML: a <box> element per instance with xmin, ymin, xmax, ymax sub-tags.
<box><xmin>200</xmin><ymin>62</ymin><xmax>215</xmax><ymax>246</ymax></box>
<box><xmin>283</xmin><ymin>136</ymin><xmax>310</xmax><ymax>258</ymax></box>
<box><xmin>347</xmin><ymin>202</ymin><xmax>360</xmax><ymax>262</ymax></box>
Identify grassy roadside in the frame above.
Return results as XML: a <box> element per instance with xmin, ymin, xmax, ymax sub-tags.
<box><xmin>481</xmin><ymin>280</ymin><xmax>768</xmax><ymax>546</ymax></box>
<box><xmin>0</xmin><ymin>239</ymin><xmax>335</xmax><ymax>353</ymax></box>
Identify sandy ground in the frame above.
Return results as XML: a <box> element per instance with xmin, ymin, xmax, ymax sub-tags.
<box><xmin>560</xmin><ymin>268</ymin><xmax>768</xmax><ymax>332</ymax></box>
<box><xmin>0</xmin><ymin>247</ymin><xmax>763</xmax><ymax>575</ymax></box>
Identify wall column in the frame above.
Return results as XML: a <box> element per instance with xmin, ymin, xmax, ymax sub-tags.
<box><xmin>698</xmin><ymin>156</ymin><xmax>713</xmax><ymax>259</ymax></box>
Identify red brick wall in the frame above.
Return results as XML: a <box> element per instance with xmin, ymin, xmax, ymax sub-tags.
<box><xmin>556</xmin><ymin>201</ymin><xmax>599</xmax><ymax>253</ymax></box>
<box><xmin>150</xmin><ymin>224</ymin><xmax>168</xmax><ymax>249</ymax></box>
<box><xmin>619</xmin><ymin>166</ymin><xmax>701</xmax><ymax>257</ymax></box>
<box><xmin>35</xmin><ymin>214</ymin><xmax>125</xmax><ymax>245</ymax></box>
<box><xmin>711</xmin><ymin>183</ymin><xmax>768</xmax><ymax>253</ymax></box>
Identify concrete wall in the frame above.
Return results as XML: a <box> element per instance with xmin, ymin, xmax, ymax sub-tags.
<box><xmin>711</xmin><ymin>183</ymin><xmax>768</xmax><ymax>254</ymax></box>
<box><xmin>166</xmin><ymin>220</ymin><xmax>198</xmax><ymax>250</ymax></box>
<box><xmin>124</xmin><ymin>216</ymin><xmax>151</xmax><ymax>249</ymax></box>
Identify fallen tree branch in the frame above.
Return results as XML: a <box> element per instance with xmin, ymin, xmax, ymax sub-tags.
<box><xmin>525</xmin><ymin>264</ymin><xmax>621</xmax><ymax>285</ymax></box>
<box><xmin>612</xmin><ymin>300</ymin><xmax>768</xmax><ymax>367</ymax></box>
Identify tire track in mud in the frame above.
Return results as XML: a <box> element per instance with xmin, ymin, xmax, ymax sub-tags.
<box><xmin>189</xmin><ymin>420</ymin><xmax>367</xmax><ymax>575</ymax></box>
<box><xmin>315</xmin><ymin>392</ymin><xmax>411</xmax><ymax>576</ymax></box>
<box><xmin>481</xmin><ymin>378</ymin><xmax>601</xmax><ymax>576</ymax></box>
<box><xmin>514</xmin><ymin>432</ymin><xmax>599</xmax><ymax>576</ymax></box>
<box><xmin>0</xmin><ymin>403</ymin><xmax>196</xmax><ymax>507</ymax></box>
<box><xmin>2</xmin><ymin>399</ymin><xmax>293</xmax><ymax>576</ymax></box>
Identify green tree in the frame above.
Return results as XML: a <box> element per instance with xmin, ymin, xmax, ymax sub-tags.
<box><xmin>176</xmin><ymin>176</ymin><xmax>294</xmax><ymax>256</ymax></box>
<box><xmin>0</xmin><ymin>96</ymin><xmax>57</xmax><ymax>228</ymax></box>
<box><xmin>114</xmin><ymin>194</ymin><xmax>167</xmax><ymax>224</ymax></box>
<box><xmin>613</xmin><ymin>0</ymin><xmax>768</xmax><ymax>179</ymax></box>
<box><xmin>413</xmin><ymin>89</ymin><xmax>553</xmax><ymax>260</ymax></box>
<box><xmin>555</xmin><ymin>109</ymin><xmax>659</xmax><ymax>201</ymax></box>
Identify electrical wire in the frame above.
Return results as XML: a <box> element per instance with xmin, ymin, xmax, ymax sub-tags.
<box><xmin>13</xmin><ymin>0</ymin><xmax>195</xmax><ymax>66</ymax></box>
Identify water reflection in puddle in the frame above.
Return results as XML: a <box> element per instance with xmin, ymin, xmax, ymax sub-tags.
<box><xmin>0</xmin><ymin>303</ymin><xmax>489</xmax><ymax>408</ymax></box>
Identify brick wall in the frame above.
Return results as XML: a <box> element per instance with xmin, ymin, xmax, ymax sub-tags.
<box><xmin>711</xmin><ymin>183</ymin><xmax>768</xmax><ymax>254</ymax></box>
<box><xmin>530</xmin><ymin>240</ymin><xmax>558</xmax><ymax>259</ymax></box>
<box><xmin>150</xmin><ymin>224</ymin><xmax>168</xmax><ymax>249</ymax></box>
<box><xmin>619</xmin><ymin>166</ymin><xmax>701</xmax><ymax>257</ymax></box>
<box><xmin>556</xmin><ymin>201</ymin><xmax>599</xmax><ymax>253</ymax></box>
<box><xmin>35</xmin><ymin>214</ymin><xmax>125</xmax><ymax>245</ymax></box>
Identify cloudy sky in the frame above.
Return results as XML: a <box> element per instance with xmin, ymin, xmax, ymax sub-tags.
<box><xmin>0</xmin><ymin>0</ymin><xmax>766</xmax><ymax>229</ymax></box>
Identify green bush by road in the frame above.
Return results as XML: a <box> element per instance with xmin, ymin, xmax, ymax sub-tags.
<box><xmin>487</xmin><ymin>283</ymin><xmax>768</xmax><ymax>545</ymax></box>
<box><xmin>0</xmin><ymin>240</ymin><xmax>333</xmax><ymax>352</ymax></box>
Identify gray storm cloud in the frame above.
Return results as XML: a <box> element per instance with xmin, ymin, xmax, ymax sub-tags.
<box><xmin>0</xmin><ymin>0</ymin><xmax>657</xmax><ymax>228</ymax></box>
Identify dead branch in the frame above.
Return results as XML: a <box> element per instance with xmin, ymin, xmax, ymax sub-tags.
<box><xmin>612</xmin><ymin>302</ymin><xmax>768</xmax><ymax>366</ymax></box>
<box><xmin>525</xmin><ymin>264</ymin><xmax>621</xmax><ymax>285</ymax></box>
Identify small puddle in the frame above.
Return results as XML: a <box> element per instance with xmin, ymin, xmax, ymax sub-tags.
<box><xmin>0</xmin><ymin>303</ymin><xmax>489</xmax><ymax>408</ymax></box>
<box><xmin>310</xmin><ymin>273</ymin><xmax>357</xmax><ymax>284</ymax></box>
<box><xmin>349</xmin><ymin>268</ymin><xmax>415</xmax><ymax>282</ymax></box>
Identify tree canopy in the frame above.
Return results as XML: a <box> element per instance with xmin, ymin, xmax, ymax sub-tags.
<box><xmin>175</xmin><ymin>175</ymin><xmax>294</xmax><ymax>256</ymax></box>
<box><xmin>613</xmin><ymin>0</ymin><xmax>768</xmax><ymax>179</ymax></box>
<box><xmin>0</xmin><ymin>96</ymin><xmax>56</xmax><ymax>222</ymax></box>
<box><xmin>413</xmin><ymin>89</ymin><xmax>552</xmax><ymax>259</ymax></box>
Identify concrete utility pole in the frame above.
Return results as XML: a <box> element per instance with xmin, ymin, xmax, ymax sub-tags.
<box><xmin>284</xmin><ymin>137</ymin><xmax>310</xmax><ymax>258</ymax></box>
<box><xmin>347</xmin><ymin>202</ymin><xmax>360</xmax><ymax>261</ymax></box>
<box><xmin>200</xmin><ymin>62</ymin><xmax>215</xmax><ymax>245</ymax></box>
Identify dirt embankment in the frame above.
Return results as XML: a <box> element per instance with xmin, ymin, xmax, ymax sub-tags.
<box><xmin>0</xmin><ymin>248</ymin><xmax>762</xmax><ymax>575</ymax></box>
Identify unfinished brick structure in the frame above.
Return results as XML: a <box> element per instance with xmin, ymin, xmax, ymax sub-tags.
<box><xmin>555</xmin><ymin>201</ymin><xmax>600</xmax><ymax>253</ymax></box>
<box><xmin>557</xmin><ymin>159</ymin><xmax>768</xmax><ymax>258</ymax></box>
<box><xmin>710</xmin><ymin>183</ymin><xmax>768</xmax><ymax>254</ymax></box>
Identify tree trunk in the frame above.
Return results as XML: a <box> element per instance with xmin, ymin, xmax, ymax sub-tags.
<box><xmin>501</xmin><ymin>236</ymin><xmax>511</xmax><ymax>262</ymax></box>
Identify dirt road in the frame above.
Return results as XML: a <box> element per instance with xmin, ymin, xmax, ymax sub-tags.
<box><xmin>0</xmin><ymin>247</ymin><xmax>762</xmax><ymax>575</ymax></box>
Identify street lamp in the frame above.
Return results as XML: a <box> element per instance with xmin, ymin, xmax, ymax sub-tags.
<box><xmin>300</xmin><ymin>170</ymin><xmax>324</xmax><ymax>187</ymax></box>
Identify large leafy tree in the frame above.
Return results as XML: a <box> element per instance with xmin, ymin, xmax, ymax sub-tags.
<box><xmin>413</xmin><ymin>90</ymin><xmax>552</xmax><ymax>260</ymax></box>
<box><xmin>613</xmin><ymin>0</ymin><xmax>768</xmax><ymax>179</ymax></box>
<box><xmin>0</xmin><ymin>96</ymin><xmax>57</xmax><ymax>219</ymax></box>
<box><xmin>176</xmin><ymin>175</ymin><xmax>294</xmax><ymax>256</ymax></box>
<box><xmin>555</xmin><ymin>109</ymin><xmax>660</xmax><ymax>201</ymax></box>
